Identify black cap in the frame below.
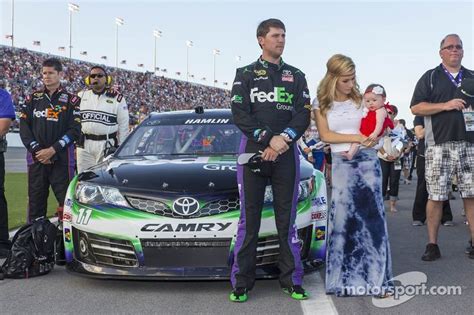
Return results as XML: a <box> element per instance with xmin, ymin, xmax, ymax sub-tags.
<box><xmin>454</xmin><ymin>78</ymin><xmax>474</xmax><ymax>108</ymax></box>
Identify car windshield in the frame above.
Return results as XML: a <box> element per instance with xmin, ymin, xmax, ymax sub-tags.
<box><xmin>117</xmin><ymin>123</ymin><xmax>242</xmax><ymax>157</ymax></box>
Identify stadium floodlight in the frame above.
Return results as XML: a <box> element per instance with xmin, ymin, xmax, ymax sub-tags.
<box><xmin>153</xmin><ymin>29</ymin><xmax>162</xmax><ymax>73</ymax></box>
<box><xmin>68</xmin><ymin>3</ymin><xmax>79</xmax><ymax>59</ymax></box>
<box><xmin>115</xmin><ymin>17</ymin><xmax>124</xmax><ymax>67</ymax></box>
<box><xmin>186</xmin><ymin>40</ymin><xmax>193</xmax><ymax>82</ymax></box>
<box><xmin>213</xmin><ymin>49</ymin><xmax>221</xmax><ymax>87</ymax></box>
<box><xmin>115</xmin><ymin>17</ymin><xmax>124</xmax><ymax>26</ymax></box>
<box><xmin>9</xmin><ymin>0</ymin><xmax>15</xmax><ymax>47</ymax></box>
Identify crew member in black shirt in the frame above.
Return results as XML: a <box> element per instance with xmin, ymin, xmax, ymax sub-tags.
<box><xmin>411</xmin><ymin>34</ymin><xmax>474</xmax><ymax>261</ymax></box>
<box><xmin>20</xmin><ymin>58</ymin><xmax>81</xmax><ymax>222</ymax></box>
<box><xmin>411</xmin><ymin>115</ymin><xmax>453</xmax><ymax>226</ymax></box>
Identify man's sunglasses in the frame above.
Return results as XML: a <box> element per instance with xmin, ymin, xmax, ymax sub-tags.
<box><xmin>441</xmin><ymin>45</ymin><xmax>463</xmax><ymax>51</ymax></box>
<box><xmin>90</xmin><ymin>74</ymin><xmax>105</xmax><ymax>78</ymax></box>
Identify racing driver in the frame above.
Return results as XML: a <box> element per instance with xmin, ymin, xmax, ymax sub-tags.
<box><xmin>230</xmin><ymin>18</ymin><xmax>311</xmax><ymax>302</ymax></box>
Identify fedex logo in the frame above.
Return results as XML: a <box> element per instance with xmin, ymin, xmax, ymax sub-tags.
<box><xmin>250</xmin><ymin>87</ymin><xmax>293</xmax><ymax>104</ymax></box>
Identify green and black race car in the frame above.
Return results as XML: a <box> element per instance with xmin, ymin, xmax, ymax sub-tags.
<box><xmin>63</xmin><ymin>108</ymin><xmax>327</xmax><ymax>279</ymax></box>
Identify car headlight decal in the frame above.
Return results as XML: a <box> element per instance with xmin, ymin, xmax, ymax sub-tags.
<box><xmin>75</xmin><ymin>182</ymin><xmax>129</xmax><ymax>207</ymax></box>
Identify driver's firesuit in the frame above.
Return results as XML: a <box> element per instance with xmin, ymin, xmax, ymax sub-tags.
<box><xmin>230</xmin><ymin>57</ymin><xmax>311</xmax><ymax>290</ymax></box>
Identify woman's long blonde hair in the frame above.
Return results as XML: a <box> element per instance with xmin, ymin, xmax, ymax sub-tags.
<box><xmin>317</xmin><ymin>54</ymin><xmax>362</xmax><ymax>116</ymax></box>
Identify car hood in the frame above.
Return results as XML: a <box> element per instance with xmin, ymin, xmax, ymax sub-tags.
<box><xmin>80</xmin><ymin>155</ymin><xmax>314</xmax><ymax>194</ymax></box>
<box><xmin>82</xmin><ymin>156</ymin><xmax>239</xmax><ymax>193</ymax></box>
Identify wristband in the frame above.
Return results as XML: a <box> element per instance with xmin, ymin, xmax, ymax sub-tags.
<box><xmin>282</xmin><ymin>127</ymin><xmax>297</xmax><ymax>140</ymax></box>
<box><xmin>280</xmin><ymin>132</ymin><xmax>291</xmax><ymax>141</ymax></box>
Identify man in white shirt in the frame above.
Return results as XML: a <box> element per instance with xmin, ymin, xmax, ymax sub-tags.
<box><xmin>77</xmin><ymin>66</ymin><xmax>129</xmax><ymax>173</ymax></box>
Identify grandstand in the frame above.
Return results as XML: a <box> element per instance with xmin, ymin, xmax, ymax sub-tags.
<box><xmin>1</xmin><ymin>45</ymin><xmax>231</xmax><ymax>126</ymax></box>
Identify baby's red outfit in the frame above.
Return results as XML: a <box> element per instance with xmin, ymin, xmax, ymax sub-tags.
<box><xmin>359</xmin><ymin>105</ymin><xmax>394</xmax><ymax>137</ymax></box>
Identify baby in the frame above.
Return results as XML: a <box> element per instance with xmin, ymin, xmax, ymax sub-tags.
<box><xmin>342</xmin><ymin>84</ymin><xmax>394</xmax><ymax>160</ymax></box>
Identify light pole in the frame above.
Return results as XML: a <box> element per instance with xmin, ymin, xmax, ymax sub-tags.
<box><xmin>212</xmin><ymin>49</ymin><xmax>220</xmax><ymax>87</ymax></box>
<box><xmin>115</xmin><ymin>17</ymin><xmax>124</xmax><ymax>68</ymax></box>
<box><xmin>68</xmin><ymin>3</ymin><xmax>79</xmax><ymax>59</ymax></box>
<box><xmin>153</xmin><ymin>29</ymin><xmax>162</xmax><ymax>73</ymax></box>
<box><xmin>10</xmin><ymin>0</ymin><xmax>14</xmax><ymax>47</ymax></box>
<box><xmin>186</xmin><ymin>40</ymin><xmax>193</xmax><ymax>82</ymax></box>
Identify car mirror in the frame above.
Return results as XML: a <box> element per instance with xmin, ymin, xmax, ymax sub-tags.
<box><xmin>104</xmin><ymin>146</ymin><xmax>117</xmax><ymax>157</ymax></box>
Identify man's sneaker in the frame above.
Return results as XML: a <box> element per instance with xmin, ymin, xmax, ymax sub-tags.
<box><xmin>421</xmin><ymin>243</ymin><xmax>441</xmax><ymax>261</ymax></box>
<box><xmin>282</xmin><ymin>285</ymin><xmax>309</xmax><ymax>300</ymax></box>
<box><xmin>442</xmin><ymin>221</ymin><xmax>454</xmax><ymax>227</ymax></box>
<box><xmin>229</xmin><ymin>288</ymin><xmax>248</xmax><ymax>302</ymax></box>
<box><xmin>412</xmin><ymin>220</ymin><xmax>424</xmax><ymax>226</ymax></box>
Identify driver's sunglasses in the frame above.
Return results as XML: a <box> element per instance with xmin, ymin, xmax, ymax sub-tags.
<box><xmin>90</xmin><ymin>74</ymin><xmax>105</xmax><ymax>79</ymax></box>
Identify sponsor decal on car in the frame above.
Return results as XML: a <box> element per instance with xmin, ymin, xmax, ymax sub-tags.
<box><xmin>311</xmin><ymin>211</ymin><xmax>327</xmax><ymax>221</ymax></box>
<box><xmin>315</xmin><ymin>226</ymin><xmax>326</xmax><ymax>241</ymax></box>
<box><xmin>140</xmin><ymin>222</ymin><xmax>233</xmax><ymax>232</ymax></box>
<box><xmin>185</xmin><ymin>118</ymin><xmax>230</xmax><ymax>124</ymax></box>
<box><xmin>64</xmin><ymin>228</ymin><xmax>71</xmax><ymax>242</ymax></box>
<box><xmin>63</xmin><ymin>212</ymin><xmax>73</xmax><ymax>222</ymax></box>
<box><xmin>203</xmin><ymin>164</ymin><xmax>237</xmax><ymax>171</ymax></box>
<box><xmin>312</xmin><ymin>196</ymin><xmax>327</xmax><ymax>207</ymax></box>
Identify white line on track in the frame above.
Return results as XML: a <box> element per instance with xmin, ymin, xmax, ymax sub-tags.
<box><xmin>301</xmin><ymin>271</ymin><xmax>338</xmax><ymax>315</ymax></box>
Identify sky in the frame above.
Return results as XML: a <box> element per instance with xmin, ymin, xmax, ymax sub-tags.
<box><xmin>1</xmin><ymin>0</ymin><xmax>473</xmax><ymax>127</ymax></box>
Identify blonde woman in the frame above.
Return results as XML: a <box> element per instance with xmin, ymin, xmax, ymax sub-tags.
<box><xmin>313</xmin><ymin>54</ymin><xmax>393</xmax><ymax>297</ymax></box>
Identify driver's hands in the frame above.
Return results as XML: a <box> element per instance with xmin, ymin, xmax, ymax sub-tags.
<box><xmin>270</xmin><ymin>135</ymin><xmax>291</xmax><ymax>154</ymax></box>
<box><xmin>260</xmin><ymin>147</ymin><xmax>279</xmax><ymax>161</ymax></box>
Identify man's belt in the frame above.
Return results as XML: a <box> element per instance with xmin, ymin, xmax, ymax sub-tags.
<box><xmin>84</xmin><ymin>132</ymin><xmax>117</xmax><ymax>141</ymax></box>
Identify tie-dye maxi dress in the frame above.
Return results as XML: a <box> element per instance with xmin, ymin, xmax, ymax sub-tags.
<box><xmin>325</xmin><ymin>148</ymin><xmax>394</xmax><ymax>296</ymax></box>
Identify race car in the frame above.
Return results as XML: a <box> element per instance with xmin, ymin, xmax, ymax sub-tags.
<box><xmin>63</xmin><ymin>108</ymin><xmax>328</xmax><ymax>279</ymax></box>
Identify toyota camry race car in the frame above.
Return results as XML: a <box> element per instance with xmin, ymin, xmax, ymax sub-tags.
<box><xmin>63</xmin><ymin>108</ymin><xmax>328</xmax><ymax>279</ymax></box>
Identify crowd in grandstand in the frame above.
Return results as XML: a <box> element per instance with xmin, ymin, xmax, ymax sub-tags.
<box><xmin>1</xmin><ymin>45</ymin><xmax>231</xmax><ymax>126</ymax></box>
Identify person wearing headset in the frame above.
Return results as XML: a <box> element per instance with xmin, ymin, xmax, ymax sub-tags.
<box><xmin>77</xmin><ymin>66</ymin><xmax>129</xmax><ymax>173</ymax></box>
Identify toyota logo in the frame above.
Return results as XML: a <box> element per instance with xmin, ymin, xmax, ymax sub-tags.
<box><xmin>172</xmin><ymin>197</ymin><xmax>200</xmax><ymax>216</ymax></box>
